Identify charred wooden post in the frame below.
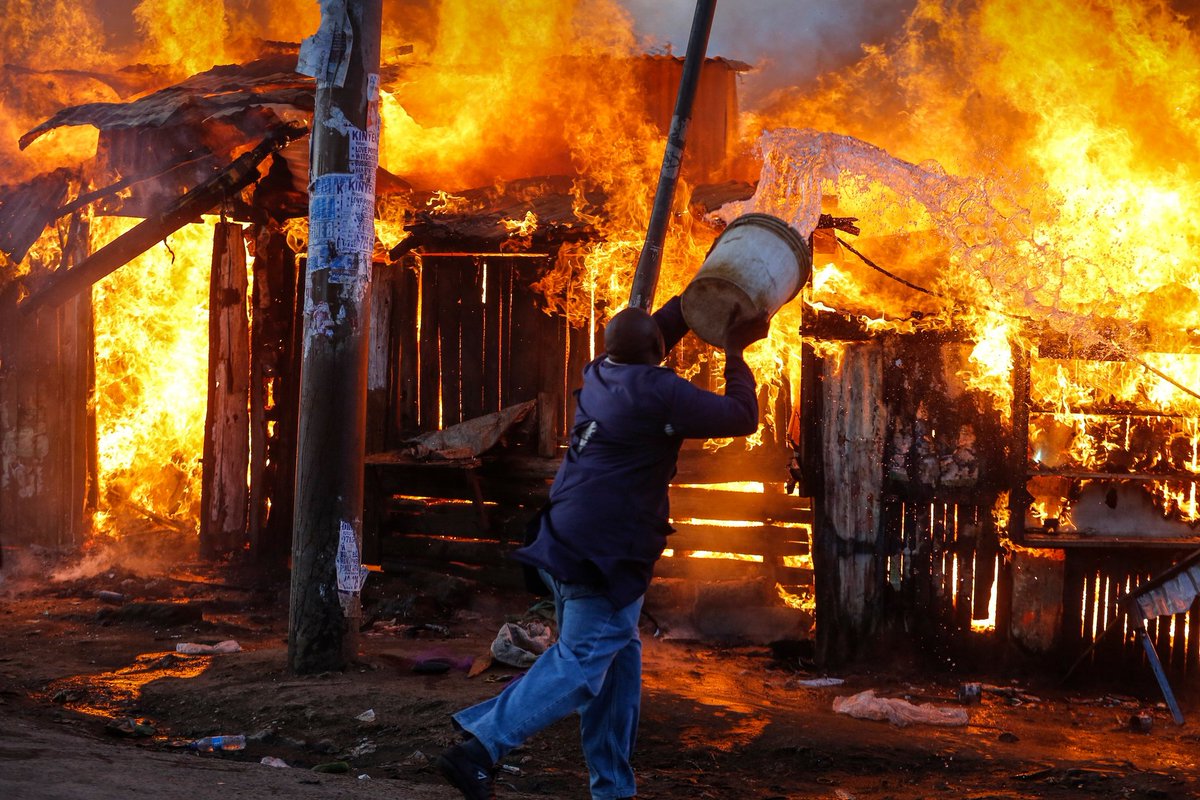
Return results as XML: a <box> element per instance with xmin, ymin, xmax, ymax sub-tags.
<box><xmin>628</xmin><ymin>0</ymin><xmax>717</xmax><ymax>310</ymax></box>
<box><xmin>814</xmin><ymin>342</ymin><xmax>887</xmax><ymax>663</ymax></box>
<box><xmin>200</xmin><ymin>222</ymin><xmax>250</xmax><ymax>558</ymax></box>
<box><xmin>289</xmin><ymin>0</ymin><xmax>383</xmax><ymax>674</ymax></box>
<box><xmin>999</xmin><ymin>340</ymin><xmax>1031</xmax><ymax>643</ymax></box>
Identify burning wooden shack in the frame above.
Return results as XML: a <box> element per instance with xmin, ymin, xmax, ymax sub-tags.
<box><xmin>0</xmin><ymin>42</ymin><xmax>815</xmax><ymax>645</ymax></box>
<box><xmin>4</xmin><ymin>0</ymin><xmax>1200</xmax><ymax>691</ymax></box>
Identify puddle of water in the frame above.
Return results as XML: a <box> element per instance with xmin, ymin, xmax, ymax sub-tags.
<box><xmin>646</xmin><ymin>665</ymin><xmax>771</xmax><ymax>751</ymax></box>
<box><xmin>43</xmin><ymin>652</ymin><xmax>211</xmax><ymax>718</ymax></box>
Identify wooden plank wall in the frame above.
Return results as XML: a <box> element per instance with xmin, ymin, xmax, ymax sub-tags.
<box><xmin>368</xmin><ymin>252</ymin><xmax>814</xmax><ymax>604</ymax></box>
<box><xmin>0</xmin><ymin>214</ymin><xmax>93</xmax><ymax>550</ymax></box>
<box><xmin>1061</xmin><ymin>549</ymin><xmax>1200</xmax><ymax>684</ymax></box>
<box><xmin>379</xmin><ymin>253</ymin><xmax>585</xmax><ymax>442</ymax></box>
<box><xmin>883</xmin><ymin>499</ymin><xmax>1001</xmax><ymax>640</ymax></box>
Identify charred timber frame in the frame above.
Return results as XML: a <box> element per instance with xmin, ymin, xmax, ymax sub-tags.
<box><xmin>13</xmin><ymin>124</ymin><xmax>306</xmax><ymax>323</ymax></box>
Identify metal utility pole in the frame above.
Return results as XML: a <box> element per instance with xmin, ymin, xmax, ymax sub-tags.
<box><xmin>289</xmin><ymin>0</ymin><xmax>382</xmax><ymax>674</ymax></box>
<box><xmin>628</xmin><ymin>0</ymin><xmax>718</xmax><ymax>311</ymax></box>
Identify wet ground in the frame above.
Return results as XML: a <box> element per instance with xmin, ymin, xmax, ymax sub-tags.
<box><xmin>2</xmin><ymin>547</ymin><xmax>1199</xmax><ymax>799</ymax></box>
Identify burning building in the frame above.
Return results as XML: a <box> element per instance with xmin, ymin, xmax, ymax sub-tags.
<box><xmin>3</xmin><ymin>0</ymin><xmax>1200</xmax><ymax>687</ymax></box>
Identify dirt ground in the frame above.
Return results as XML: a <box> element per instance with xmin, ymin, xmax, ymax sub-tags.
<box><xmin>2</xmin><ymin>543</ymin><xmax>1199</xmax><ymax>800</ymax></box>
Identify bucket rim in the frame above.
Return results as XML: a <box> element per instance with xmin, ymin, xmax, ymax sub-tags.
<box><xmin>717</xmin><ymin>213</ymin><xmax>812</xmax><ymax>267</ymax></box>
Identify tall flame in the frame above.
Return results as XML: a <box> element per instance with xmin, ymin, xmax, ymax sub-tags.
<box><xmin>91</xmin><ymin>218</ymin><xmax>215</xmax><ymax>533</ymax></box>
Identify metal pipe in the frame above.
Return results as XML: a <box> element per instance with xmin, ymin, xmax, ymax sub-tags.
<box><xmin>627</xmin><ymin>0</ymin><xmax>717</xmax><ymax>311</ymax></box>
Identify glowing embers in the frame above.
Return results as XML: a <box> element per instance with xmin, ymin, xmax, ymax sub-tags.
<box><xmin>43</xmin><ymin>650</ymin><xmax>211</xmax><ymax>719</ymax></box>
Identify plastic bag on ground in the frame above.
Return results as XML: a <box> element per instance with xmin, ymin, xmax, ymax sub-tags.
<box><xmin>491</xmin><ymin>620</ymin><xmax>555</xmax><ymax>668</ymax></box>
<box><xmin>176</xmin><ymin>640</ymin><xmax>241</xmax><ymax>655</ymax></box>
<box><xmin>833</xmin><ymin>689</ymin><xmax>969</xmax><ymax>727</ymax></box>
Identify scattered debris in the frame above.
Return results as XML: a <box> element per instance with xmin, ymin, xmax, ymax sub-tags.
<box><xmin>491</xmin><ymin>620</ymin><xmax>554</xmax><ymax>668</ymax></box>
<box><xmin>1130</xmin><ymin>711</ymin><xmax>1155</xmax><ymax>733</ymax></box>
<box><xmin>412</xmin><ymin>657</ymin><xmax>457</xmax><ymax>674</ymax></box>
<box><xmin>467</xmin><ymin>652</ymin><xmax>494</xmax><ymax>678</ymax></box>
<box><xmin>979</xmin><ymin>684</ymin><xmax>1042</xmax><ymax>705</ymax></box>
<box><xmin>957</xmin><ymin>682</ymin><xmax>982</xmax><ymax>705</ymax></box>
<box><xmin>95</xmin><ymin>591</ymin><xmax>126</xmax><ymax>605</ymax></box>
<box><xmin>355</xmin><ymin>709</ymin><xmax>376</xmax><ymax>723</ymax></box>
<box><xmin>104</xmin><ymin>717</ymin><xmax>156</xmax><ymax>737</ymax></box>
<box><xmin>187</xmin><ymin>734</ymin><xmax>246</xmax><ymax>752</ymax></box>
<box><xmin>260</xmin><ymin>756</ymin><xmax>290</xmax><ymax>768</ymax></box>
<box><xmin>793</xmin><ymin>677</ymin><xmax>844</xmax><ymax>688</ymax></box>
<box><xmin>832</xmin><ymin>690</ymin><xmax>969</xmax><ymax>727</ymax></box>
<box><xmin>176</xmin><ymin>640</ymin><xmax>241</xmax><ymax>655</ymax></box>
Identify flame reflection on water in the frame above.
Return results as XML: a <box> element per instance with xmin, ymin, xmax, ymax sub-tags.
<box><xmin>43</xmin><ymin>651</ymin><xmax>211</xmax><ymax>719</ymax></box>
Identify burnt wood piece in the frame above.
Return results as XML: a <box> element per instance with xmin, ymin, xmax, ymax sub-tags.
<box><xmin>687</xmin><ymin>180</ymin><xmax>755</xmax><ymax>216</ymax></box>
<box><xmin>418</xmin><ymin>256</ymin><xmax>441</xmax><ymax>429</ymax></box>
<box><xmin>972</xmin><ymin>513</ymin><xmax>1000</xmax><ymax>621</ymax></box>
<box><xmin>200</xmin><ymin>222</ymin><xmax>250</xmax><ymax>558</ymax></box>
<box><xmin>667</xmin><ymin>523</ymin><xmax>809</xmax><ymax>559</ymax></box>
<box><xmin>393</xmin><ymin>256</ymin><xmax>420</xmax><ymax>435</ymax></box>
<box><xmin>19</xmin><ymin>53</ymin><xmax>314</xmax><ymax>150</ymax></box>
<box><xmin>392</xmin><ymin>176</ymin><xmax>601</xmax><ymax>259</ymax></box>
<box><xmin>258</xmin><ymin>234</ymin><xmax>304</xmax><ymax>561</ymax></box>
<box><xmin>366</xmin><ymin>260</ymin><xmax>394</xmax><ymax>452</ymax></box>
<box><xmin>459</xmin><ymin>258</ymin><xmax>486</xmax><ymax>422</ymax></box>
<box><xmin>248</xmin><ymin>224</ymin><xmax>269</xmax><ymax>557</ymax></box>
<box><xmin>954</xmin><ymin>508</ymin><xmax>977</xmax><ymax>632</ymax></box>
<box><xmin>800</xmin><ymin>309</ymin><xmax>972</xmax><ymax>343</ymax></box>
<box><xmin>482</xmin><ymin>255</ymin><xmax>507</xmax><ymax>416</ymax></box>
<box><xmin>437</xmin><ymin>257</ymin><xmax>466</xmax><ymax>426</ymax></box>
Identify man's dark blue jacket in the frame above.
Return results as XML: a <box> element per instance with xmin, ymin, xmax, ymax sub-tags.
<box><xmin>513</xmin><ymin>295</ymin><xmax>760</xmax><ymax>609</ymax></box>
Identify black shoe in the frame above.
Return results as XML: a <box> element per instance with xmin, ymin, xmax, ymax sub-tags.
<box><xmin>436</xmin><ymin>736</ymin><xmax>497</xmax><ymax>800</ymax></box>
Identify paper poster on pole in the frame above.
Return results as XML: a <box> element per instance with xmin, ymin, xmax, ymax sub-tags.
<box><xmin>306</xmin><ymin>72</ymin><xmax>380</xmax><ymax>286</ymax></box>
<box><xmin>296</xmin><ymin>0</ymin><xmax>353</xmax><ymax>88</ymax></box>
<box><xmin>336</xmin><ymin>521</ymin><xmax>369</xmax><ymax>593</ymax></box>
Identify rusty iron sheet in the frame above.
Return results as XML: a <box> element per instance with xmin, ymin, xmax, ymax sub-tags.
<box><xmin>20</xmin><ymin>54</ymin><xmax>314</xmax><ymax>150</ymax></box>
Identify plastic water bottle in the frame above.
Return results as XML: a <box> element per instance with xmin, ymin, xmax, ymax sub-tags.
<box><xmin>189</xmin><ymin>734</ymin><xmax>246</xmax><ymax>752</ymax></box>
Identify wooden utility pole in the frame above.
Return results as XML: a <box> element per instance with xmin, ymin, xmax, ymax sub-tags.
<box><xmin>628</xmin><ymin>0</ymin><xmax>717</xmax><ymax>311</ymax></box>
<box><xmin>289</xmin><ymin>0</ymin><xmax>383</xmax><ymax>674</ymax></box>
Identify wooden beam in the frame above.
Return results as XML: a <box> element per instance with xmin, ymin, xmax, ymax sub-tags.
<box><xmin>200</xmin><ymin>222</ymin><xmax>250</xmax><ymax>558</ymax></box>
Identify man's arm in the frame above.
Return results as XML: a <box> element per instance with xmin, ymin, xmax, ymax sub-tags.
<box><xmin>665</xmin><ymin>350</ymin><xmax>758</xmax><ymax>438</ymax></box>
<box><xmin>662</xmin><ymin>313</ymin><xmax>770</xmax><ymax>439</ymax></box>
<box><xmin>651</xmin><ymin>295</ymin><xmax>689</xmax><ymax>356</ymax></box>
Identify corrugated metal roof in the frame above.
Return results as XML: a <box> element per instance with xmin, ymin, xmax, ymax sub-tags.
<box><xmin>0</xmin><ymin>168</ymin><xmax>73</xmax><ymax>264</ymax></box>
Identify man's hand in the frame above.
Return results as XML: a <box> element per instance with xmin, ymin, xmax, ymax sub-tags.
<box><xmin>725</xmin><ymin>312</ymin><xmax>771</xmax><ymax>353</ymax></box>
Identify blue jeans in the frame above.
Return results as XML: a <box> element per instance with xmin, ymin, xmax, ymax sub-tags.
<box><xmin>453</xmin><ymin>570</ymin><xmax>643</xmax><ymax>800</ymax></box>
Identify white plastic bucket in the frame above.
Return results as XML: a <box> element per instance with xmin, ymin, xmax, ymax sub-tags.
<box><xmin>680</xmin><ymin>213</ymin><xmax>812</xmax><ymax>348</ymax></box>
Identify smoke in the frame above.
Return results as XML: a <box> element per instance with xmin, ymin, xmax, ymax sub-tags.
<box><xmin>619</xmin><ymin>0</ymin><xmax>916</xmax><ymax>108</ymax></box>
